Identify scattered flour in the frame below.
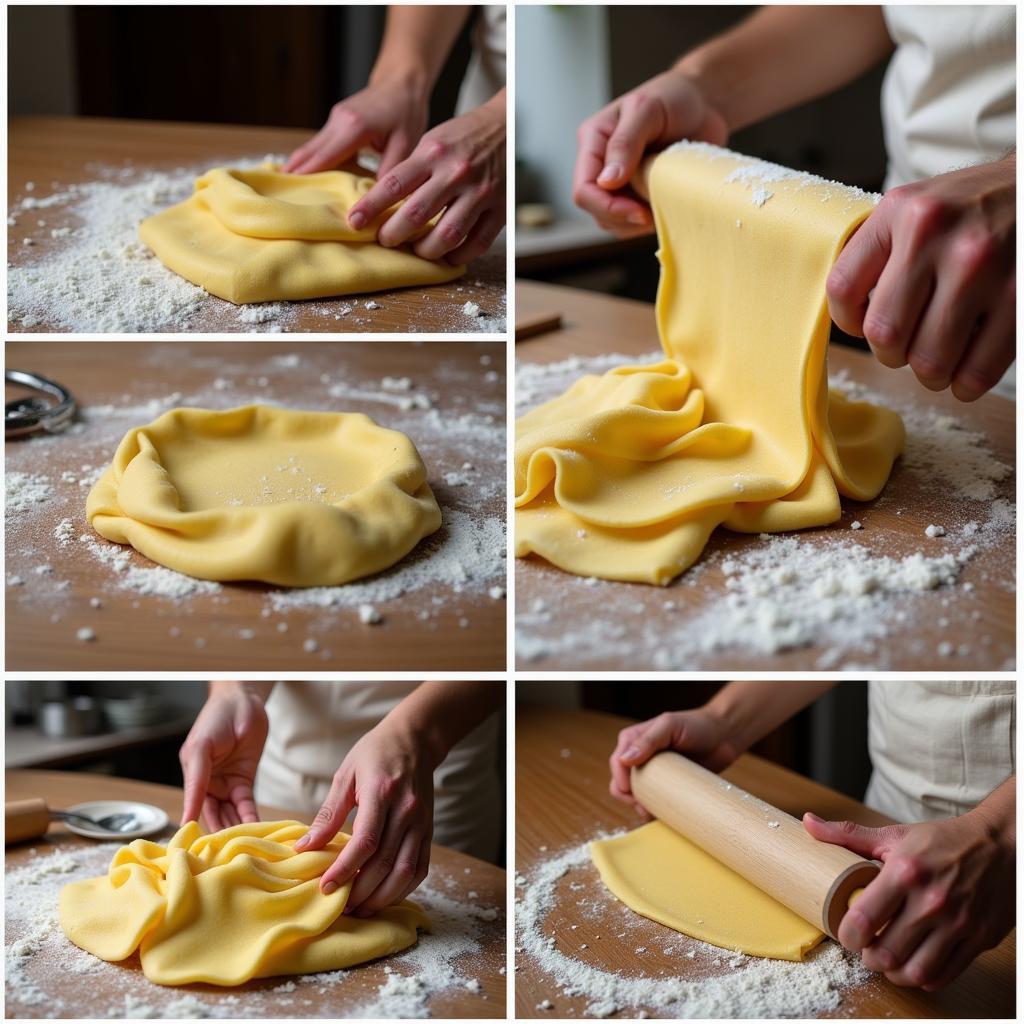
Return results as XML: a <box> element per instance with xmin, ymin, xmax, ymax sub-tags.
<box><xmin>5</xmin><ymin>843</ymin><xmax>502</xmax><ymax>1019</ymax></box>
<box><xmin>516</xmin><ymin>838</ymin><xmax>871</xmax><ymax>1018</ymax></box>
<box><xmin>6</xmin><ymin>471</ymin><xmax>54</xmax><ymax>512</ymax></box>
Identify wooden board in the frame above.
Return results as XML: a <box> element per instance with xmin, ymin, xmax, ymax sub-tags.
<box><xmin>6</xmin><ymin>341</ymin><xmax>507</xmax><ymax>671</ymax></box>
<box><xmin>7</xmin><ymin>116</ymin><xmax>505</xmax><ymax>335</ymax></box>
<box><xmin>514</xmin><ymin>279</ymin><xmax>1016</xmax><ymax>671</ymax></box>
<box><xmin>514</xmin><ymin>704</ymin><xmax>1015</xmax><ymax>1019</ymax></box>
<box><xmin>5</xmin><ymin>769</ymin><xmax>506</xmax><ymax>1019</ymax></box>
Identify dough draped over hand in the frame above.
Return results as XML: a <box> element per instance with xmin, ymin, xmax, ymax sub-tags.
<box><xmin>86</xmin><ymin>405</ymin><xmax>442</xmax><ymax>586</ymax></box>
<box><xmin>139</xmin><ymin>164</ymin><xmax>464</xmax><ymax>303</ymax></box>
<box><xmin>515</xmin><ymin>142</ymin><xmax>905</xmax><ymax>584</ymax></box>
<box><xmin>592</xmin><ymin>820</ymin><xmax>824</xmax><ymax>961</ymax></box>
<box><xmin>60</xmin><ymin>820</ymin><xmax>429</xmax><ymax>986</ymax></box>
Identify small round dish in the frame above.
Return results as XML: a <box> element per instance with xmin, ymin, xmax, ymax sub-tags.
<box><xmin>63</xmin><ymin>800</ymin><xmax>169</xmax><ymax>840</ymax></box>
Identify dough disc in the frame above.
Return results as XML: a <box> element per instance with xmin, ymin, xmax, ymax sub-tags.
<box><xmin>139</xmin><ymin>164</ymin><xmax>464</xmax><ymax>303</ymax></box>
<box><xmin>60</xmin><ymin>820</ymin><xmax>429</xmax><ymax>986</ymax></box>
<box><xmin>86</xmin><ymin>405</ymin><xmax>442</xmax><ymax>586</ymax></box>
<box><xmin>592</xmin><ymin>820</ymin><xmax>824</xmax><ymax>961</ymax></box>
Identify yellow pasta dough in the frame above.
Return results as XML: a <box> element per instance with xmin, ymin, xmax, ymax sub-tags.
<box><xmin>592</xmin><ymin>821</ymin><xmax>824</xmax><ymax>961</ymax></box>
<box><xmin>515</xmin><ymin>142</ymin><xmax>905</xmax><ymax>584</ymax></box>
<box><xmin>60</xmin><ymin>820</ymin><xmax>429</xmax><ymax>986</ymax></box>
<box><xmin>139</xmin><ymin>164</ymin><xmax>464</xmax><ymax>303</ymax></box>
<box><xmin>86</xmin><ymin>405</ymin><xmax>442</xmax><ymax>586</ymax></box>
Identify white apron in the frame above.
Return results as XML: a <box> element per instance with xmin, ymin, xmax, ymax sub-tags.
<box><xmin>456</xmin><ymin>4</ymin><xmax>506</xmax><ymax>114</ymax></box>
<box><xmin>254</xmin><ymin>681</ymin><xmax>502</xmax><ymax>860</ymax></box>
<box><xmin>881</xmin><ymin>5</ymin><xmax>1015</xmax><ymax>190</ymax></box>
<box><xmin>866</xmin><ymin>680</ymin><xmax>1016</xmax><ymax>822</ymax></box>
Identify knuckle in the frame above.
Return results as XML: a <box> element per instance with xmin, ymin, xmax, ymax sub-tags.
<box><xmin>403</xmin><ymin>200</ymin><xmax>431</xmax><ymax>226</ymax></box>
<box><xmin>836</xmin><ymin>819</ymin><xmax>861</xmax><ymax>836</ymax></box>
<box><xmin>394</xmin><ymin>857</ymin><xmax>418</xmax><ymax>880</ymax></box>
<box><xmin>951</xmin><ymin>231</ymin><xmax>996</xmax><ymax>275</ymax></box>
<box><xmin>375</xmin><ymin>853</ymin><xmax>395</xmax><ymax>876</ymax></box>
<box><xmin>381</xmin><ymin>174</ymin><xmax>405</xmax><ymax>199</ymax></box>
<box><xmin>448</xmin><ymin>158</ymin><xmax>473</xmax><ymax>184</ymax></box>
<box><xmin>475</xmin><ymin>180</ymin><xmax>496</xmax><ymax>202</ymax></box>
<box><xmin>956</xmin><ymin>366</ymin><xmax>999</xmax><ymax>396</ymax></box>
<box><xmin>426</xmin><ymin>139</ymin><xmax>448</xmax><ymax>162</ymax></box>
<box><xmin>354</xmin><ymin>832</ymin><xmax>379</xmax><ymax>857</ymax></box>
<box><xmin>439</xmin><ymin>221</ymin><xmax>467</xmax><ymax>245</ymax></box>
<box><xmin>378</xmin><ymin>775</ymin><xmax>397</xmax><ymax>799</ymax></box>
<box><xmin>890</xmin><ymin>855</ymin><xmax>922</xmax><ymax>887</ymax></box>
<box><xmin>920</xmin><ymin>886</ymin><xmax>948</xmax><ymax>917</ymax></box>
<box><xmin>312</xmin><ymin>805</ymin><xmax>336</xmax><ymax>827</ymax></box>
<box><xmin>827</xmin><ymin>266</ymin><xmax>856</xmax><ymax>302</ymax></box>
<box><xmin>905</xmin><ymin>192</ymin><xmax>946</xmax><ymax>234</ymax></box>
<box><xmin>909</xmin><ymin>350</ymin><xmax>949</xmax><ymax>386</ymax></box>
<box><xmin>335</xmin><ymin>107</ymin><xmax>363</xmax><ymax>132</ymax></box>
<box><xmin>400</xmin><ymin>793</ymin><xmax>420</xmax><ymax>818</ymax></box>
<box><xmin>864</xmin><ymin>311</ymin><xmax>901</xmax><ymax>348</ymax></box>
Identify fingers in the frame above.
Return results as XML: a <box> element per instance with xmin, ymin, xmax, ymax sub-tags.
<box><xmin>446</xmin><ymin>207</ymin><xmax>504</xmax><ymax>265</ymax></box>
<box><xmin>881</xmin><ymin>922</ymin><xmax>957</xmax><ymax>988</ymax></box>
<box><xmin>952</xmin><ymin>276</ymin><xmax>1015</xmax><ymax>401</ymax></box>
<box><xmin>827</xmin><ymin>203</ymin><xmax>894</xmax><ymax>337</ymax></box>
<box><xmin>315</xmin><ymin>779</ymin><xmax>388</xmax><ymax>893</ymax></box>
<box><xmin>288</xmin><ymin>107</ymin><xmax>369</xmax><ymax>175</ymax></box>
<box><xmin>349</xmin><ymin>158</ymin><xmax>431</xmax><ymax>231</ymax></box>
<box><xmin>860</xmin><ymin>901</ymin><xmax>931</xmax><ymax>972</ymax></box>
<box><xmin>802</xmin><ymin>813</ymin><xmax>908</xmax><ymax>861</ymax></box>
<box><xmin>411</xmin><ymin>189</ymin><xmax>485</xmax><ymax>261</ymax></box>
<box><xmin>860</xmin><ymin>239</ymin><xmax>934</xmax><ymax>369</ymax></box>
<box><xmin>228</xmin><ymin>783</ymin><xmax>260</xmax><ymax>825</ymax></box>
<box><xmin>348</xmin><ymin>827</ymin><xmax>427</xmax><ymax>916</ymax></box>
<box><xmin>294</xmin><ymin>771</ymin><xmax>356</xmax><ymax>855</ymax></box>
<box><xmin>379</xmin><ymin>130</ymin><xmax>414</xmax><ymax>179</ymax></box>
<box><xmin>378</xmin><ymin>172</ymin><xmax>464</xmax><ymax>249</ymax></box>
<box><xmin>180</xmin><ymin>738</ymin><xmax>212</xmax><ymax>824</ymax></box>
<box><xmin>599</xmin><ymin>91</ymin><xmax>667</xmax><ymax>190</ymax></box>
<box><xmin>921</xmin><ymin>938</ymin><xmax>976</xmax><ymax>992</ymax></box>
<box><xmin>608</xmin><ymin>723</ymin><xmax>646</xmax><ymax>797</ymax></box>
<box><xmin>203</xmin><ymin>794</ymin><xmax>225</xmax><ymax>834</ymax></box>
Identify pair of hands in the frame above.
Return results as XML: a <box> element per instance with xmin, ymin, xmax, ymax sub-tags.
<box><xmin>609</xmin><ymin>710</ymin><xmax>1015</xmax><ymax>991</ymax></box>
<box><xmin>575</xmin><ymin>69</ymin><xmax>1015</xmax><ymax>402</ymax></box>
<box><xmin>285</xmin><ymin>77</ymin><xmax>505</xmax><ymax>265</ymax></box>
<box><xmin>179</xmin><ymin>686</ymin><xmax>433</xmax><ymax>916</ymax></box>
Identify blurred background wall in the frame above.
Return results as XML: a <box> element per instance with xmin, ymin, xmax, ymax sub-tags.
<box><xmin>516</xmin><ymin>4</ymin><xmax>889</xmax><ymax>303</ymax></box>
<box><xmin>7</xmin><ymin>5</ymin><xmax>473</xmax><ymax>129</ymax></box>
<box><xmin>516</xmin><ymin>681</ymin><xmax>873</xmax><ymax>802</ymax></box>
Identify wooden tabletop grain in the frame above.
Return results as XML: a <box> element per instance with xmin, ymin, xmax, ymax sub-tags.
<box><xmin>7</xmin><ymin>116</ymin><xmax>505</xmax><ymax>335</ymax></box>
<box><xmin>5</xmin><ymin>341</ymin><xmax>507</xmax><ymax>671</ymax></box>
<box><xmin>5</xmin><ymin>769</ymin><xmax>506</xmax><ymax>1019</ymax></box>
<box><xmin>514</xmin><ymin>279</ymin><xmax>1016</xmax><ymax>671</ymax></box>
<box><xmin>514</xmin><ymin>704</ymin><xmax>1015</xmax><ymax>1019</ymax></box>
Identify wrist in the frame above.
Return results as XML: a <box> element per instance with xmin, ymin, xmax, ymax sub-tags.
<box><xmin>369</xmin><ymin>60</ymin><xmax>431</xmax><ymax>100</ymax></box>
<box><xmin>209</xmin><ymin>680</ymin><xmax>273</xmax><ymax>705</ymax></box>
<box><xmin>671</xmin><ymin>57</ymin><xmax>733</xmax><ymax>138</ymax></box>
<box><xmin>382</xmin><ymin>705</ymin><xmax>448</xmax><ymax>771</ymax></box>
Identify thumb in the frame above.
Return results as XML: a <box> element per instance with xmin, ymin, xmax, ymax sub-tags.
<box><xmin>294</xmin><ymin>773</ymin><xmax>355</xmax><ymax>852</ymax></box>
<box><xmin>597</xmin><ymin>99</ymin><xmax>663</xmax><ymax>190</ymax></box>
<box><xmin>803</xmin><ymin>812</ymin><xmax>908</xmax><ymax>861</ymax></box>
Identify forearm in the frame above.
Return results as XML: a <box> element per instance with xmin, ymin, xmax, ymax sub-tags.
<box><xmin>706</xmin><ymin>680</ymin><xmax>837</xmax><ymax>752</ymax></box>
<box><xmin>676</xmin><ymin>5</ymin><xmax>893</xmax><ymax>134</ymax></box>
<box><xmin>384</xmin><ymin>680</ymin><xmax>502</xmax><ymax>767</ymax></box>
<box><xmin>371</xmin><ymin>5</ymin><xmax>472</xmax><ymax>94</ymax></box>
<box><xmin>968</xmin><ymin>776</ymin><xmax>1016</xmax><ymax>849</ymax></box>
<box><xmin>209</xmin><ymin>679</ymin><xmax>275</xmax><ymax>703</ymax></box>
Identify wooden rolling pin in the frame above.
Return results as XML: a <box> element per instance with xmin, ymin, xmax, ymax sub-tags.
<box><xmin>631</xmin><ymin>752</ymin><xmax>879</xmax><ymax>940</ymax></box>
<box><xmin>6</xmin><ymin>798</ymin><xmax>53</xmax><ymax>844</ymax></box>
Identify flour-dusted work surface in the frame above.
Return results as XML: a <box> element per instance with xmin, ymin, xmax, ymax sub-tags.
<box><xmin>5</xmin><ymin>770</ymin><xmax>506</xmax><ymax>1019</ymax></box>
<box><xmin>7</xmin><ymin>118</ymin><xmax>505</xmax><ymax>335</ymax></box>
<box><xmin>514</xmin><ymin>281</ymin><xmax>1015</xmax><ymax>672</ymax></box>
<box><xmin>6</xmin><ymin>342</ymin><xmax>506</xmax><ymax>671</ymax></box>
<box><xmin>514</xmin><ymin>707</ymin><xmax>1015</xmax><ymax>1019</ymax></box>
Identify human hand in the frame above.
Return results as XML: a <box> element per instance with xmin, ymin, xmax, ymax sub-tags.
<box><xmin>828</xmin><ymin>155</ymin><xmax>1016</xmax><ymax>402</ymax></box>
<box><xmin>804</xmin><ymin>808</ymin><xmax>1015</xmax><ymax>989</ymax></box>
<box><xmin>573</xmin><ymin>68</ymin><xmax>729</xmax><ymax>237</ymax></box>
<box><xmin>293</xmin><ymin>719</ymin><xmax>434</xmax><ymax>914</ymax></box>
<box><xmin>609</xmin><ymin>708</ymin><xmax>739</xmax><ymax>812</ymax></box>
<box><xmin>345</xmin><ymin>91</ymin><xmax>506</xmax><ymax>265</ymax></box>
<box><xmin>179</xmin><ymin>682</ymin><xmax>270</xmax><ymax>831</ymax></box>
<box><xmin>284</xmin><ymin>76</ymin><xmax>429</xmax><ymax>177</ymax></box>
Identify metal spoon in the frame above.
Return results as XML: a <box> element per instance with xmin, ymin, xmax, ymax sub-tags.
<box><xmin>52</xmin><ymin>810</ymin><xmax>142</xmax><ymax>834</ymax></box>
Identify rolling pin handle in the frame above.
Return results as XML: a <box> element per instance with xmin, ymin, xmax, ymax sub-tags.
<box><xmin>5</xmin><ymin>798</ymin><xmax>52</xmax><ymax>845</ymax></box>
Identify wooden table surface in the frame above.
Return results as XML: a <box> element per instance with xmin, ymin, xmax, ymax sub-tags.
<box><xmin>514</xmin><ymin>279</ymin><xmax>1016</xmax><ymax>671</ymax></box>
<box><xmin>5</xmin><ymin>769</ymin><xmax>506</xmax><ymax>1019</ymax></box>
<box><xmin>5</xmin><ymin>341</ymin><xmax>506</xmax><ymax>671</ymax></box>
<box><xmin>514</xmin><ymin>705</ymin><xmax>1015</xmax><ymax>1019</ymax></box>
<box><xmin>7</xmin><ymin>117</ymin><xmax>505</xmax><ymax>335</ymax></box>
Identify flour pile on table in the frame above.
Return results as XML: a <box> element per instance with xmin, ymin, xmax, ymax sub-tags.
<box><xmin>516</xmin><ymin>837</ymin><xmax>873</xmax><ymax>1019</ymax></box>
<box><xmin>6</xmin><ymin>843</ymin><xmax>501</xmax><ymax>1019</ymax></box>
<box><xmin>7</xmin><ymin>163</ymin><xmax>504</xmax><ymax>334</ymax></box>
<box><xmin>5</xmin><ymin>348</ymin><xmax>506</xmax><ymax>655</ymax></box>
<box><xmin>515</xmin><ymin>353</ymin><xmax>1015</xmax><ymax>670</ymax></box>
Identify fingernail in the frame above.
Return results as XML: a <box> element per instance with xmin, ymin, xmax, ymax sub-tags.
<box><xmin>628</xmin><ymin>211</ymin><xmax>648</xmax><ymax>226</ymax></box>
<box><xmin>294</xmin><ymin>835</ymin><xmax>309</xmax><ymax>850</ymax></box>
<box><xmin>623</xmin><ymin>745</ymin><xmax>640</xmax><ymax>761</ymax></box>
<box><xmin>598</xmin><ymin>163</ymin><xmax>622</xmax><ymax>185</ymax></box>
<box><xmin>804</xmin><ymin>812</ymin><xmax>823</xmax><ymax>824</ymax></box>
<box><xmin>322</xmin><ymin>881</ymin><xmax>338</xmax><ymax>896</ymax></box>
<box><xmin>349</xmin><ymin>211</ymin><xmax>366</xmax><ymax>229</ymax></box>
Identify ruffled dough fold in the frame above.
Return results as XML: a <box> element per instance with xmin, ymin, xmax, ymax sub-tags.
<box><xmin>515</xmin><ymin>143</ymin><xmax>905</xmax><ymax>585</ymax></box>
<box><xmin>60</xmin><ymin>820</ymin><xmax>429</xmax><ymax>986</ymax></box>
